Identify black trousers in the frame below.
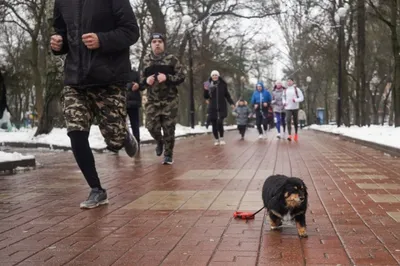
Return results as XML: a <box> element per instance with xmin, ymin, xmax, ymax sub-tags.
<box><xmin>238</xmin><ymin>125</ymin><xmax>246</xmax><ymax>137</ymax></box>
<box><xmin>127</xmin><ymin>107</ymin><xmax>140</xmax><ymax>143</ymax></box>
<box><xmin>69</xmin><ymin>131</ymin><xmax>102</xmax><ymax>189</ymax></box>
<box><xmin>255</xmin><ymin>111</ymin><xmax>268</xmax><ymax>134</ymax></box>
<box><xmin>286</xmin><ymin>109</ymin><xmax>299</xmax><ymax>135</ymax></box>
<box><xmin>211</xmin><ymin>118</ymin><xmax>224</xmax><ymax>139</ymax></box>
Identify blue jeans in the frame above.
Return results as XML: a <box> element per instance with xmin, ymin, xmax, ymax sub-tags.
<box><xmin>275</xmin><ymin>112</ymin><xmax>286</xmax><ymax>133</ymax></box>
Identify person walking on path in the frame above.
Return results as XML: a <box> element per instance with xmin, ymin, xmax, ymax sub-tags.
<box><xmin>251</xmin><ymin>82</ymin><xmax>271</xmax><ymax>139</ymax></box>
<box><xmin>204</xmin><ymin>70</ymin><xmax>235</xmax><ymax>146</ymax></box>
<box><xmin>271</xmin><ymin>80</ymin><xmax>286</xmax><ymax>139</ymax></box>
<box><xmin>283</xmin><ymin>78</ymin><xmax>304</xmax><ymax>141</ymax></box>
<box><xmin>232</xmin><ymin>99</ymin><xmax>251</xmax><ymax>140</ymax></box>
<box><xmin>50</xmin><ymin>0</ymin><xmax>140</xmax><ymax>209</ymax></box>
<box><xmin>126</xmin><ymin>68</ymin><xmax>142</xmax><ymax>151</ymax></box>
<box><xmin>137</xmin><ymin>33</ymin><xmax>185</xmax><ymax>165</ymax></box>
<box><xmin>298</xmin><ymin>109</ymin><xmax>307</xmax><ymax>129</ymax></box>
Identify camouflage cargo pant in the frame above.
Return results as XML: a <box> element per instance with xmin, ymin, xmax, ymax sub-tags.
<box><xmin>145</xmin><ymin>97</ymin><xmax>179</xmax><ymax>157</ymax></box>
<box><xmin>63</xmin><ymin>85</ymin><xmax>127</xmax><ymax>150</ymax></box>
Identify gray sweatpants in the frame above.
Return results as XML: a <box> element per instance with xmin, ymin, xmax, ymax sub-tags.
<box><xmin>286</xmin><ymin>109</ymin><xmax>299</xmax><ymax>135</ymax></box>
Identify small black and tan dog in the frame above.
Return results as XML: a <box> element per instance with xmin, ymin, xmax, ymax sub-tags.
<box><xmin>262</xmin><ymin>174</ymin><xmax>308</xmax><ymax>238</ymax></box>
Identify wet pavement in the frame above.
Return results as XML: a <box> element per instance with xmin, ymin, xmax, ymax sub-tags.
<box><xmin>0</xmin><ymin>128</ymin><xmax>400</xmax><ymax>265</ymax></box>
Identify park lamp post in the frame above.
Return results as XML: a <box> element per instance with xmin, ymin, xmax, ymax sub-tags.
<box><xmin>334</xmin><ymin>3</ymin><xmax>349</xmax><ymax>127</ymax></box>
<box><xmin>306</xmin><ymin>76</ymin><xmax>312</xmax><ymax>123</ymax></box>
<box><xmin>182</xmin><ymin>15</ymin><xmax>195</xmax><ymax>129</ymax></box>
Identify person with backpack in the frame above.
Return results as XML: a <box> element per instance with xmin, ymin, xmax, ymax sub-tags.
<box><xmin>282</xmin><ymin>78</ymin><xmax>304</xmax><ymax>141</ymax></box>
<box><xmin>271</xmin><ymin>80</ymin><xmax>286</xmax><ymax>139</ymax></box>
<box><xmin>251</xmin><ymin>82</ymin><xmax>271</xmax><ymax>139</ymax></box>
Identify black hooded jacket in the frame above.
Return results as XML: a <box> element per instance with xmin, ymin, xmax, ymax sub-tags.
<box><xmin>52</xmin><ymin>0</ymin><xmax>140</xmax><ymax>88</ymax></box>
<box><xmin>204</xmin><ymin>77</ymin><xmax>234</xmax><ymax>120</ymax></box>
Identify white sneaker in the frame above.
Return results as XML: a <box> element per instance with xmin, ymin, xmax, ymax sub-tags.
<box><xmin>263</xmin><ymin>132</ymin><xmax>268</xmax><ymax>139</ymax></box>
<box><xmin>219</xmin><ymin>138</ymin><xmax>226</xmax><ymax>145</ymax></box>
<box><xmin>258</xmin><ymin>135</ymin><xmax>263</xmax><ymax>139</ymax></box>
<box><xmin>214</xmin><ymin>140</ymin><xmax>220</xmax><ymax>146</ymax></box>
<box><xmin>277</xmin><ymin>133</ymin><xmax>281</xmax><ymax>139</ymax></box>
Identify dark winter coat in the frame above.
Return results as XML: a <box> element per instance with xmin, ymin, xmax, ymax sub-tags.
<box><xmin>204</xmin><ymin>77</ymin><xmax>235</xmax><ymax>120</ymax></box>
<box><xmin>126</xmin><ymin>70</ymin><xmax>141</xmax><ymax>109</ymax></box>
<box><xmin>0</xmin><ymin>71</ymin><xmax>10</xmax><ymax>119</ymax></box>
<box><xmin>233</xmin><ymin>105</ymin><xmax>251</xmax><ymax>125</ymax></box>
<box><xmin>52</xmin><ymin>0</ymin><xmax>140</xmax><ymax>88</ymax></box>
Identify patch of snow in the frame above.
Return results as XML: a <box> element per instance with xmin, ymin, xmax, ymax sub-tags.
<box><xmin>310</xmin><ymin>124</ymin><xmax>400</xmax><ymax>149</ymax></box>
<box><xmin>0</xmin><ymin>124</ymin><xmax>236</xmax><ymax>150</ymax></box>
<box><xmin>0</xmin><ymin>151</ymin><xmax>35</xmax><ymax>163</ymax></box>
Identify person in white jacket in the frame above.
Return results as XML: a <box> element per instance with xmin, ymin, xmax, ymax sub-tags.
<box><xmin>282</xmin><ymin>78</ymin><xmax>304</xmax><ymax>141</ymax></box>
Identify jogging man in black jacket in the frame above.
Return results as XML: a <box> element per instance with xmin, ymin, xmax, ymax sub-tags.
<box><xmin>50</xmin><ymin>0</ymin><xmax>140</xmax><ymax>209</ymax></box>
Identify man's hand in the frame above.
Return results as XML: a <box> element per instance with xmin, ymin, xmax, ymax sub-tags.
<box><xmin>205</xmin><ymin>100</ymin><xmax>209</xmax><ymax>104</ymax></box>
<box><xmin>157</xmin><ymin>73</ymin><xmax>167</xmax><ymax>83</ymax></box>
<box><xmin>254</xmin><ymin>104</ymin><xmax>259</xmax><ymax>109</ymax></box>
<box><xmin>231</xmin><ymin>104</ymin><xmax>235</xmax><ymax>109</ymax></box>
<box><xmin>263</xmin><ymin>102</ymin><xmax>268</xmax><ymax>107</ymax></box>
<box><xmin>146</xmin><ymin>75</ymin><xmax>155</xmax><ymax>86</ymax></box>
<box><xmin>50</xmin><ymin>35</ymin><xmax>63</xmax><ymax>51</ymax></box>
<box><xmin>82</xmin><ymin>33</ymin><xmax>100</xmax><ymax>49</ymax></box>
<box><xmin>131</xmin><ymin>82</ymin><xmax>139</xmax><ymax>91</ymax></box>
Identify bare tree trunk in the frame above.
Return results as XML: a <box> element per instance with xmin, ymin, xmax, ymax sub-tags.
<box><xmin>34</xmin><ymin>84</ymin><xmax>64</xmax><ymax>136</ymax></box>
<box><xmin>389</xmin><ymin>1</ymin><xmax>400</xmax><ymax>126</ymax></box>
<box><xmin>144</xmin><ymin>0</ymin><xmax>166</xmax><ymax>34</ymax></box>
<box><xmin>357</xmin><ymin>0</ymin><xmax>366</xmax><ymax>126</ymax></box>
<box><xmin>31</xmin><ymin>39</ymin><xmax>44</xmax><ymax>121</ymax></box>
<box><xmin>394</xmin><ymin>55</ymin><xmax>400</xmax><ymax>126</ymax></box>
<box><xmin>381</xmin><ymin>86</ymin><xmax>392</xmax><ymax>125</ymax></box>
<box><xmin>389</xmin><ymin>92</ymin><xmax>394</xmax><ymax>126</ymax></box>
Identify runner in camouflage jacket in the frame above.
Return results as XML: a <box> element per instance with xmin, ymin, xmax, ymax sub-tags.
<box><xmin>138</xmin><ymin>33</ymin><xmax>185</xmax><ymax>164</ymax></box>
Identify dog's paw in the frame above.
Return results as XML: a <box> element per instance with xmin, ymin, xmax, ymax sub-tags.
<box><xmin>270</xmin><ymin>225</ymin><xmax>282</xmax><ymax>231</ymax></box>
<box><xmin>297</xmin><ymin>227</ymin><xmax>308</xmax><ymax>238</ymax></box>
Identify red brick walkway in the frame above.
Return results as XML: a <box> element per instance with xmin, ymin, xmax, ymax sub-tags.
<box><xmin>1</xmin><ymin>129</ymin><xmax>400</xmax><ymax>265</ymax></box>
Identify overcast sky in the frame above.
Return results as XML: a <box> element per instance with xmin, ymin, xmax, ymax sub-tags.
<box><xmin>238</xmin><ymin>15</ymin><xmax>288</xmax><ymax>86</ymax></box>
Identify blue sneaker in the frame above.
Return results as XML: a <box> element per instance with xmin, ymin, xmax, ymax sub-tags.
<box><xmin>162</xmin><ymin>156</ymin><xmax>173</xmax><ymax>165</ymax></box>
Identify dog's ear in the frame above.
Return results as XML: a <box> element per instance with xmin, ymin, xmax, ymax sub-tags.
<box><xmin>276</xmin><ymin>180</ymin><xmax>289</xmax><ymax>198</ymax></box>
<box><xmin>301</xmin><ymin>181</ymin><xmax>308</xmax><ymax>196</ymax></box>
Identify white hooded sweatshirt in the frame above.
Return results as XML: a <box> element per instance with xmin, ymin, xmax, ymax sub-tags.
<box><xmin>282</xmin><ymin>86</ymin><xmax>304</xmax><ymax>110</ymax></box>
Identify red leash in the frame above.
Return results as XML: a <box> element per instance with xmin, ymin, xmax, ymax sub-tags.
<box><xmin>233</xmin><ymin>206</ymin><xmax>264</xmax><ymax>220</ymax></box>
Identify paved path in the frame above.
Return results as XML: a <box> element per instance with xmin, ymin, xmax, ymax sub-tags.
<box><xmin>0</xmin><ymin>128</ymin><xmax>400</xmax><ymax>265</ymax></box>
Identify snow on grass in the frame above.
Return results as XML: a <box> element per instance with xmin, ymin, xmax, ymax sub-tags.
<box><xmin>310</xmin><ymin>124</ymin><xmax>400</xmax><ymax>149</ymax></box>
<box><xmin>0</xmin><ymin>151</ymin><xmax>34</xmax><ymax>163</ymax></box>
<box><xmin>0</xmin><ymin>124</ymin><xmax>236</xmax><ymax>150</ymax></box>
